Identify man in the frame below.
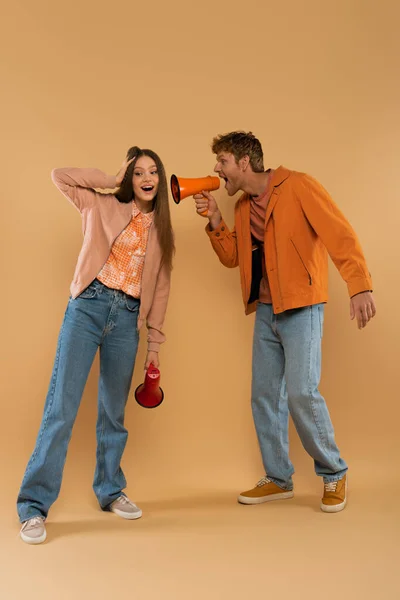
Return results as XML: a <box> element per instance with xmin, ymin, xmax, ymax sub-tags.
<box><xmin>194</xmin><ymin>131</ymin><xmax>376</xmax><ymax>513</ymax></box>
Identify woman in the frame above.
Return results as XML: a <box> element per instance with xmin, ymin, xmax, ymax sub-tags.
<box><xmin>17</xmin><ymin>146</ymin><xmax>174</xmax><ymax>544</ymax></box>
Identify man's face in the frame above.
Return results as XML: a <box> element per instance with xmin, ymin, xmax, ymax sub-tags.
<box><xmin>214</xmin><ymin>151</ymin><xmax>246</xmax><ymax>196</ymax></box>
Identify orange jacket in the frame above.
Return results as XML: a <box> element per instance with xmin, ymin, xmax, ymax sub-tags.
<box><xmin>206</xmin><ymin>166</ymin><xmax>373</xmax><ymax>315</ymax></box>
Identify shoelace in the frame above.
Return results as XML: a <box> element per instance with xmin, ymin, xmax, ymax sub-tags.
<box><xmin>257</xmin><ymin>476</ymin><xmax>272</xmax><ymax>487</ymax></box>
<box><xmin>117</xmin><ymin>495</ymin><xmax>134</xmax><ymax>506</ymax></box>
<box><xmin>22</xmin><ymin>516</ymin><xmax>43</xmax><ymax>531</ymax></box>
<box><xmin>324</xmin><ymin>481</ymin><xmax>338</xmax><ymax>493</ymax></box>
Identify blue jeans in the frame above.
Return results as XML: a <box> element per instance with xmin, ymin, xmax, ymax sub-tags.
<box><xmin>17</xmin><ymin>280</ymin><xmax>140</xmax><ymax>522</ymax></box>
<box><xmin>251</xmin><ymin>303</ymin><xmax>348</xmax><ymax>490</ymax></box>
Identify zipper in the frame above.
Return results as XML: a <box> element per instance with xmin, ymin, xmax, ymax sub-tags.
<box><xmin>272</xmin><ymin>215</ymin><xmax>283</xmax><ymax>307</ymax></box>
<box><xmin>291</xmin><ymin>239</ymin><xmax>312</xmax><ymax>285</ymax></box>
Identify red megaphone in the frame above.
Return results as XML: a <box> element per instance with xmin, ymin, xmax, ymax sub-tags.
<box><xmin>134</xmin><ymin>363</ymin><xmax>164</xmax><ymax>409</ymax></box>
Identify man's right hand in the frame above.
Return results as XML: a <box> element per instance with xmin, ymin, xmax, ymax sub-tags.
<box><xmin>194</xmin><ymin>190</ymin><xmax>222</xmax><ymax>229</ymax></box>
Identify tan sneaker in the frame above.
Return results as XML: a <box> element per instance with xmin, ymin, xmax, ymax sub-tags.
<box><xmin>238</xmin><ymin>477</ymin><xmax>294</xmax><ymax>505</ymax></box>
<box><xmin>321</xmin><ymin>475</ymin><xmax>348</xmax><ymax>513</ymax></box>
<box><xmin>20</xmin><ymin>516</ymin><xmax>47</xmax><ymax>545</ymax></box>
<box><xmin>110</xmin><ymin>495</ymin><xmax>142</xmax><ymax>520</ymax></box>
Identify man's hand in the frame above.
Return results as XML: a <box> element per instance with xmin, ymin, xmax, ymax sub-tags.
<box><xmin>144</xmin><ymin>351</ymin><xmax>159</xmax><ymax>378</ymax></box>
<box><xmin>350</xmin><ymin>291</ymin><xmax>376</xmax><ymax>329</ymax></box>
<box><xmin>193</xmin><ymin>190</ymin><xmax>222</xmax><ymax>229</ymax></box>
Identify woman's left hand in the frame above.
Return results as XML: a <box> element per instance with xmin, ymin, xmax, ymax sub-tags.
<box><xmin>144</xmin><ymin>351</ymin><xmax>159</xmax><ymax>377</ymax></box>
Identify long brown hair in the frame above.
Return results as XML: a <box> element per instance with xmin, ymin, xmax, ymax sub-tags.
<box><xmin>115</xmin><ymin>146</ymin><xmax>175</xmax><ymax>270</ymax></box>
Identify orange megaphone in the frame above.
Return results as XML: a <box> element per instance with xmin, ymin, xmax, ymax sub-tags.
<box><xmin>170</xmin><ymin>175</ymin><xmax>220</xmax><ymax>216</ymax></box>
<box><xmin>134</xmin><ymin>363</ymin><xmax>164</xmax><ymax>409</ymax></box>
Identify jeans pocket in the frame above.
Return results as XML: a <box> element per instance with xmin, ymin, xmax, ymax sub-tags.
<box><xmin>125</xmin><ymin>296</ymin><xmax>140</xmax><ymax>312</ymax></box>
<box><xmin>78</xmin><ymin>280</ymin><xmax>100</xmax><ymax>299</ymax></box>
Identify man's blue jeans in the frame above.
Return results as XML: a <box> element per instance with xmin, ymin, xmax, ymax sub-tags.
<box><xmin>251</xmin><ymin>303</ymin><xmax>348</xmax><ymax>490</ymax></box>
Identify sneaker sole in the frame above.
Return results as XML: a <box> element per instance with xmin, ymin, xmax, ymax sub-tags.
<box><xmin>111</xmin><ymin>508</ymin><xmax>143</xmax><ymax>520</ymax></box>
<box><xmin>238</xmin><ymin>491</ymin><xmax>294</xmax><ymax>505</ymax></box>
<box><xmin>320</xmin><ymin>478</ymin><xmax>348</xmax><ymax>513</ymax></box>
<box><xmin>20</xmin><ymin>530</ymin><xmax>47</xmax><ymax>545</ymax></box>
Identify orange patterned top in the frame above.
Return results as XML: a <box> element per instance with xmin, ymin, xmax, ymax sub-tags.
<box><xmin>97</xmin><ymin>202</ymin><xmax>154</xmax><ymax>298</ymax></box>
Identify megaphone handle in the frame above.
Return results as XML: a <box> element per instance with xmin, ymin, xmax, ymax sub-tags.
<box><xmin>199</xmin><ymin>195</ymin><xmax>209</xmax><ymax>218</ymax></box>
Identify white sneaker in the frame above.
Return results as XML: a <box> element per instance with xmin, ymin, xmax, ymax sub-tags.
<box><xmin>110</xmin><ymin>495</ymin><xmax>142</xmax><ymax>520</ymax></box>
<box><xmin>20</xmin><ymin>516</ymin><xmax>47</xmax><ymax>545</ymax></box>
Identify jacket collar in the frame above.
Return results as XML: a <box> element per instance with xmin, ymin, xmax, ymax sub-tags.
<box><xmin>269</xmin><ymin>165</ymin><xmax>291</xmax><ymax>188</ymax></box>
<box><xmin>236</xmin><ymin>166</ymin><xmax>291</xmax><ymax>226</ymax></box>
<box><xmin>237</xmin><ymin>166</ymin><xmax>290</xmax><ymax>205</ymax></box>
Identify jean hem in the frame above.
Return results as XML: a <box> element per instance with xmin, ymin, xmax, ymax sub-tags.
<box><xmin>322</xmin><ymin>471</ymin><xmax>348</xmax><ymax>484</ymax></box>
<box><xmin>19</xmin><ymin>512</ymin><xmax>46</xmax><ymax>524</ymax></box>
<box><xmin>267</xmin><ymin>476</ymin><xmax>294</xmax><ymax>491</ymax></box>
<box><xmin>99</xmin><ymin>491</ymin><xmax>126</xmax><ymax>511</ymax></box>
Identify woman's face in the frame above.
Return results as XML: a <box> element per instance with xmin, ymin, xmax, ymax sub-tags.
<box><xmin>132</xmin><ymin>155</ymin><xmax>159</xmax><ymax>204</ymax></box>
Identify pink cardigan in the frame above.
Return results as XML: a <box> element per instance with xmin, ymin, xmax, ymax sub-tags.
<box><xmin>51</xmin><ymin>168</ymin><xmax>171</xmax><ymax>352</ymax></box>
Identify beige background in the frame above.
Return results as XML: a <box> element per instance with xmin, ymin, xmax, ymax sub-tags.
<box><xmin>1</xmin><ymin>0</ymin><xmax>399</xmax><ymax>598</ymax></box>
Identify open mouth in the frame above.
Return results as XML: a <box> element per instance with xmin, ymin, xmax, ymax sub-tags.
<box><xmin>220</xmin><ymin>176</ymin><xmax>228</xmax><ymax>186</ymax></box>
<box><xmin>141</xmin><ymin>185</ymin><xmax>154</xmax><ymax>193</ymax></box>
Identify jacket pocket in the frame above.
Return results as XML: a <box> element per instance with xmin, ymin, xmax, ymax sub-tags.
<box><xmin>290</xmin><ymin>239</ymin><xmax>312</xmax><ymax>285</ymax></box>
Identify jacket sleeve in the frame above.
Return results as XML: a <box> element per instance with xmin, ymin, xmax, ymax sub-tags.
<box><xmin>51</xmin><ymin>168</ymin><xmax>117</xmax><ymax>213</ymax></box>
<box><xmin>296</xmin><ymin>173</ymin><xmax>373</xmax><ymax>297</ymax></box>
<box><xmin>146</xmin><ymin>262</ymin><xmax>171</xmax><ymax>352</ymax></box>
<box><xmin>205</xmin><ymin>218</ymin><xmax>239</xmax><ymax>268</ymax></box>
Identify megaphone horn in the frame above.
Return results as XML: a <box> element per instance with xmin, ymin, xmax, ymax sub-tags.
<box><xmin>170</xmin><ymin>175</ymin><xmax>220</xmax><ymax>216</ymax></box>
<box><xmin>134</xmin><ymin>363</ymin><xmax>164</xmax><ymax>409</ymax></box>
